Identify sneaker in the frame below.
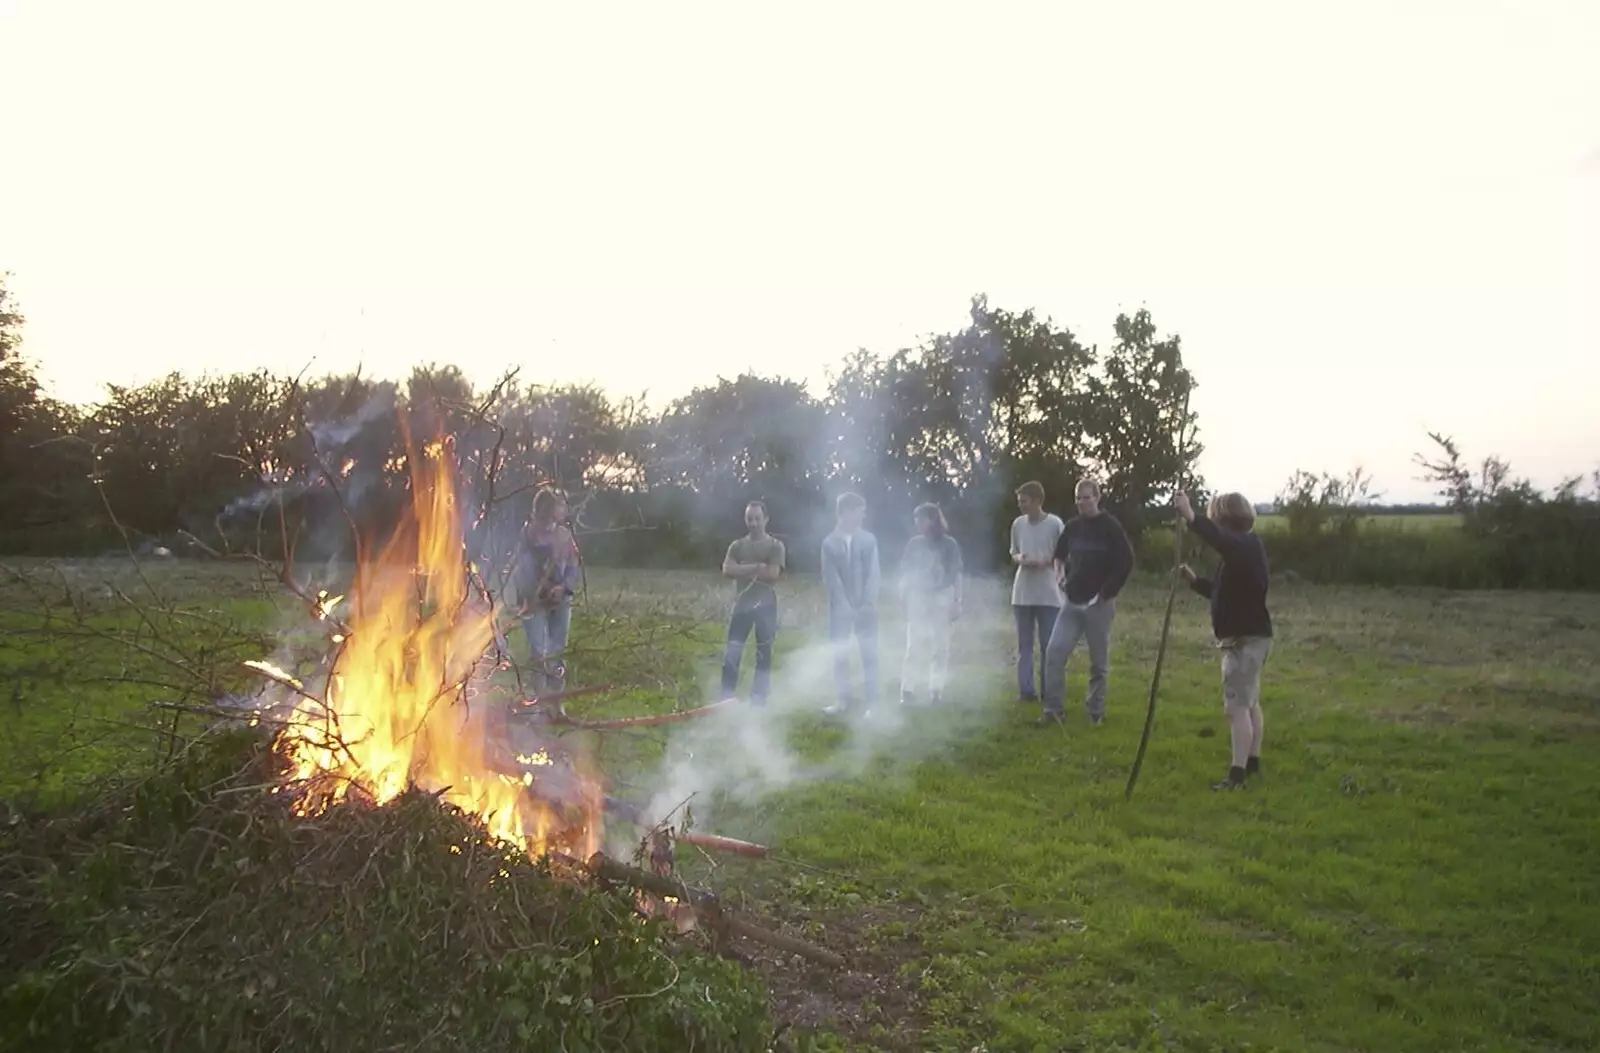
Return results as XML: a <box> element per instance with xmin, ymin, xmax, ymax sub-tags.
<box><xmin>1035</xmin><ymin>712</ymin><xmax>1065</xmax><ymax>727</ymax></box>
<box><xmin>1089</xmin><ymin>714</ymin><xmax>1105</xmax><ymax>727</ymax></box>
<box><xmin>1211</xmin><ymin>766</ymin><xmax>1247</xmax><ymax>791</ymax></box>
<box><xmin>899</xmin><ymin>690</ymin><xmax>919</xmax><ymax>708</ymax></box>
<box><xmin>929</xmin><ymin>692</ymin><xmax>944</xmax><ymax>707</ymax></box>
<box><xmin>1019</xmin><ymin>691</ymin><xmax>1039</xmax><ymax>703</ymax></box>
<box><xmin>822</xmin><ymin>701</ymin><xmax>852</xmax><ymax>717</ymax></box>
<box><xmin>1245</xmin><ymin>756</ymin><xmax>1261</xmax><ymax>777</ymax></box>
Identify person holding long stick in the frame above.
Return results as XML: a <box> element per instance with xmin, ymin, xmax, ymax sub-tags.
<box><xmin>1172</xmin><ymin>489</ymin><xmax>1274</xmax><ymax>790</ymax></box>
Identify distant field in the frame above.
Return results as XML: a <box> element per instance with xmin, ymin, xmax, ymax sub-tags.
<box><xmin>1253</xmin><ymin>511</ymin><xmax>1462</xmax><ymax>532</ymax></box>
<box><xmin>2</xmin><ymin>557</ymin><xmax>1597</xmax><ymax>1051</ymax></box>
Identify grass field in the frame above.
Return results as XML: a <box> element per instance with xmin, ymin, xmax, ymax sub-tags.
<box><xmin>3</xmin><ymin>556</ymin><xmax>1598</xmax><ymax>1052</ymax></box>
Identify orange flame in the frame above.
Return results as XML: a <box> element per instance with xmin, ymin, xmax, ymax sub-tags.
<box><xmin>268</xmin><ymin>427</ymin><xmax>602</xmax><ymax>860</ymax></box>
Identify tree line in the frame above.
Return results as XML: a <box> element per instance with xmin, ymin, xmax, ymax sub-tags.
<box><xmin>2</xmin><ymin>275</ymin><xmax>1595</xmax><ymax>589</ymax></box>
<box><xmin>0</xmin><ymin>287</ymin><xmax>1199</xmax><ymax>574</ymax></box>
<box><xmin>1269</xmin><ymin>448</ymin><xmax>1600</xmax><ymax>590</ymax></box>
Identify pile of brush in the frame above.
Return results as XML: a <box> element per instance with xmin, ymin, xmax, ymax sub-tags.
<box><xmin>0</xmin><ymin>728</ymin><xmax>773</xmax><ymax>1053</ymax></box>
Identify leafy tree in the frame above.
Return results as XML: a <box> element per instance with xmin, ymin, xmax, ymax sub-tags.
<box><xmin>825</xmin><ymin>296</ymin><xmax>1104</xmax><ymax>561</ymax></box>
<box><xmin>1084</xmin><ymin>308</ymin><xmax>1202</xmax><ymax>529</ymax></box>
<box><xmin>646</xmin><ymin>374</ymin><xmax>830</xmax><ymax>547</ymax></box>
<box><xmin>85</xmin><ymin>371</ymin><xmax>299</xmax><ymax>539</ymax></box>
<box><xmin>1273</xmin><ymin>466</ymin><xmax>1380</xmax><ymax>540</ymax></box>
<box><xmin>0</xmin><ymin>275</ymin><xmax>40</xmax><ymax>468</ymax></box>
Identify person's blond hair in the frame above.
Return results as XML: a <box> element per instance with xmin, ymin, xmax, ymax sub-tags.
<box><xmin>1208</xmin><ymin>492</ymin><xmax>1256</xmax><ymax>531</ymax></box>
<box><xmin>1075</xmin><ymin>477</ymin><xmax>1102</xmax><ymax>499</ymax></box>
<box><xmin>1015</xmin><ymin>480</ymin><xmax>1045</xmax><ymax>502</ymax></box>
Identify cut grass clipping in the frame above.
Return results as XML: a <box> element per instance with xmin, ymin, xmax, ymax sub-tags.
<box><xmin>0</xmin><ymin>728</ymin><xmax>774</xmax><ymax>1053</ymax></box>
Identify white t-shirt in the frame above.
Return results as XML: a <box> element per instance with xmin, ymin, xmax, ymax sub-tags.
<box><xmin>1010</xmin><ymin>513</ymin><xmax>1065</xmax><ymax>607</ymax></box>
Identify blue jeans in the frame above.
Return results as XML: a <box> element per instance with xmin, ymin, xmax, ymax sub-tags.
<box><xmin>522</xmin><ymin>597</ymin><xmax>573</xmax><ymax>694</ymax></box>
<box><xmin>1042</xmin><ymin>598</ymin><xmax>1116</xmax><ymax>718</ymax></box>
<box><xmin>828</xmin><ymin>601</ymin><xmax>879</xmax><ymax>706</ymax></box>
<box><xmin>722</xmin><ymin>597</ymin><xmax>778</xmax><ymax>703</ymax></box>
<box><xmin>1013</xmin><ymin>604</ymin><xmax>1058</xmax><ymax>698</ymax></box>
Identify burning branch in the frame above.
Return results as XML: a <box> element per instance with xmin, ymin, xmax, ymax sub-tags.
<box><xmin>177</xmin><ymin>529</ymin><xmax>354</xmax><ymax>638</ymax></box>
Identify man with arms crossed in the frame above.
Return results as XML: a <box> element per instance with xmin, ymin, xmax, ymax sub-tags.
<box><xmin>720</xmin><ymin>500</ymin><xmax>785</xmax><ymax>707</ymax></box>
<box><xmin>1010</xmin><ymin>481</ymin><xmax>1065</xmax><ymax>703</ymax></box>
<box><xmin>1039</xmin><ymin>478</ymin><xmax>1135</xmax><ymax>726</ymax></box>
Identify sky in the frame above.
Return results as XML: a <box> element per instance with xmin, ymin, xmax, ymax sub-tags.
<box><xmin>1</xmin><ymin>0</ymin><xmax>1596</xmax><ymax>505</ymax></box>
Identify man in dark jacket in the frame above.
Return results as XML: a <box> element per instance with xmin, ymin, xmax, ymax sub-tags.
<box><xmin>1039</xmin><ymin>478</ymin><xmax>1135</xmax><ymax>726</ymax></box>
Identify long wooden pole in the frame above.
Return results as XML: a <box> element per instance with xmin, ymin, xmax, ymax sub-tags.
<box><xmin>1124</xmin><ymin>384</ymin><xmax>1193</xmax><ymax>801</ymax></box>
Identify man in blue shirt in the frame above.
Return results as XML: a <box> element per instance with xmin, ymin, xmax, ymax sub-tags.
<box><xmin>820</xmin><ymin>492</ymin><xmax>881</xmax><ymax>718</ymax></box>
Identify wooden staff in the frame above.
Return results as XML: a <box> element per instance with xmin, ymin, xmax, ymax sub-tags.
<box><xmin>1125</xmin><ymin>384</ymin><xmax>1194</xmax><ymax>801</ymax></box>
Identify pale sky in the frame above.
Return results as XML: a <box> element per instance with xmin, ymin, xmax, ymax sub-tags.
<box><xmin>2</xmin><ymin>0</ymin><xmax>1596</xmax><ymax>504</ymax></box>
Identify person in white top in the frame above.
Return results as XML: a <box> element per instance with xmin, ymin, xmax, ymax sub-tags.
<box><xmin>1009</xmin><ymin>481</ymin><xmax>1065</xmax><ymax>701</ymax></box>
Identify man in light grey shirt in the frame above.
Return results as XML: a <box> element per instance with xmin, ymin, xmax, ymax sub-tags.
<box><xmin>1010</xmin><ymin>480</ymin><xmax>1064</xmax><ymax>701</ymax></box>
<box><xmin>820</xmin><ymin>491</ymin><xmax>880</xmax><ymax>717</ymax></box>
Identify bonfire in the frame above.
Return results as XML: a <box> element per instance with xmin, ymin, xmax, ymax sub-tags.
<box><xmin>237</xmin><ymin>430</ymin><xmax>840</xmax><ymax>967</ymax></box>
<box><xmin>253</xmin><ymin>433</ymin><xmax>603</xmax><ymax>860</ymax></box>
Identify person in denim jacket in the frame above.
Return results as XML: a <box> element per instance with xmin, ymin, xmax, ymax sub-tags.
<box><xmin>515</xmin><ymin>488</ymin><xmax>581</xmax><ymax>694</ymax></box>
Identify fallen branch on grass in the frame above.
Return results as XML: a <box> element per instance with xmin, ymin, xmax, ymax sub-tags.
<box><xmin>581</xmin><ymin>852</ymin><xmax>846</xmax><ymax>969</ymax></box>
<box><xmin>554</xmin><ymin>698</ymin><xmax>737</xmax><ymax>730</ymax></box>
<box><xmin>510</xmin><ymin>690</ymin><xmax>737</xmax><ymax>731</ymax></box>
<box><xmin>601</xmin><ymin>796</ymin><xmax>771</xmax><ymax>858</ymax></box>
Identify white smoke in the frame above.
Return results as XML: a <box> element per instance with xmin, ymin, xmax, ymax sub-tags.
<box><xmin>619</xmin><ymin>587</ymin><xmax>1014</xmax><ymax>849</ymax></box>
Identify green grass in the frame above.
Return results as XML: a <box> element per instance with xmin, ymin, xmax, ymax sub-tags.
<box><xmin>0</xmin><ymin>558</ymin><xmax>289</xmax><ymax>807</ymax></box>
<box><xmin>3</xmin><ymin>557</ymin><xmax>1597</xmax><ymax>1051</ymax></box>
